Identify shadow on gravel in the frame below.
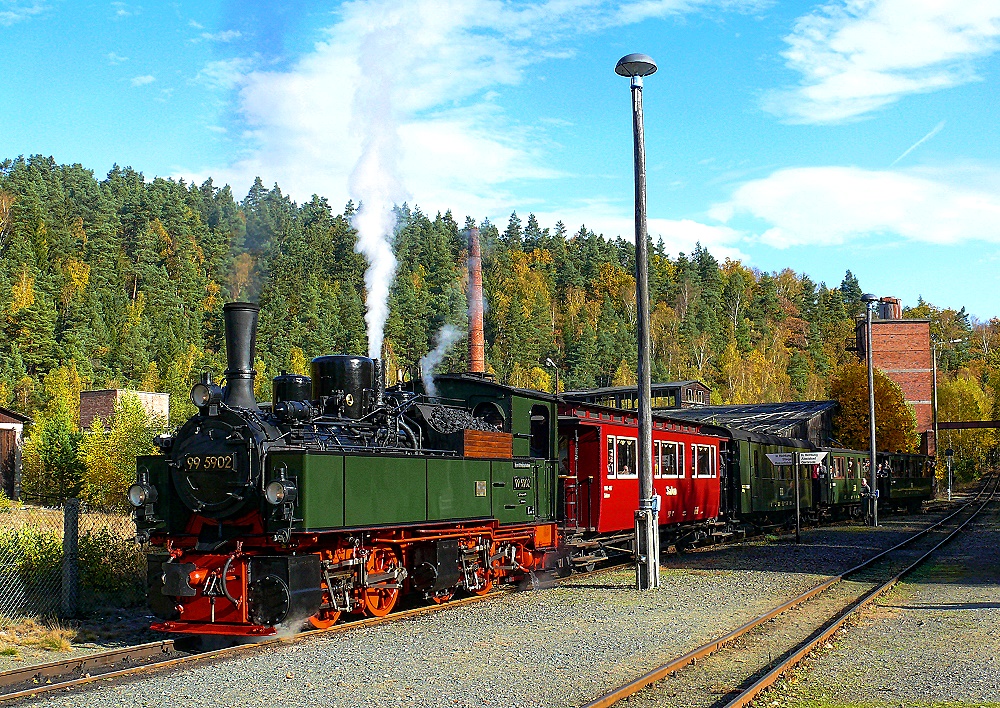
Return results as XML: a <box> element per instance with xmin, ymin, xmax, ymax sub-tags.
<box><xmin>884</xmin><ymin>602</ymin><xmax>1000</xmax><ymax>611</ymax></box>
<box><xmin>658</xmin><ymin>518</ymin><xmax>949</xmax><ymax>577</ymax></box>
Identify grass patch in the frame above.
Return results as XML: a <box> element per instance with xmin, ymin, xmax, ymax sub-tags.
<box><xmin>0</xmin><ymin>616</ymin><xmax>77</xmax><ymax>652</ymax></box>
<box><xmin>0</xmin><ymin>645</ymin><xmax>20</xmax><ymax>657</ymax></box>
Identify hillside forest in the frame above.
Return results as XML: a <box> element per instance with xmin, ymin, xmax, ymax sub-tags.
<box><xmin>1</xmin><ymin>156</ymin><xmax>997</xmax><ymax>505</ymax></box>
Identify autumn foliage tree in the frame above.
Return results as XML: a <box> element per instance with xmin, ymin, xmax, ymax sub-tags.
<box><xmin>829</xmin><ymin>361</ymin><xmax>918</xmax><ymax>453</ymax></box>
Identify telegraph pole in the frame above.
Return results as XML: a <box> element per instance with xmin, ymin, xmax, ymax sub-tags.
<box><xmin>616</xmin><ymin>53</ymin><xmax>659</xmax><ymax>590</ymax></box>
<box><xmin>862</xmin><ymin>293</ymin><xmax>879</xmax><ymax>527</ymax></box>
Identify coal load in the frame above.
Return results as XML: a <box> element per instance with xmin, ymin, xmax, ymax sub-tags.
<box><xmin>417</xmin><ymin>404</ymin><xmax>500</xmax><ymax>434</ymax></box>
<box><xmin>413</xmin><ymin>403</ymin><xmax>500</xmax><ymax>453</ymax></box>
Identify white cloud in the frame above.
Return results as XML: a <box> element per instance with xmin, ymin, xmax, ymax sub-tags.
<box><xmin>106</xmin><ymin>52</ymin><xmax>128</xmax><ymax>64</ymax></box>
<box><xmin>710</xmin><ymin>166</ymin><xmax>1000</xmax><ymax>247</ymax></box>
<box><xmin>191</xmin><ymin>0</ymin><xmax>759</xmax><ymax>220</ymax></box>
<box><xmin>765</xmin><ymin>0</ymin><xmax>1000</xmax><ymax>123</ymax></box>
<box><xmin>195</xmin><ymin>58</ymin><xmax>253</xmax><ymax>90</ymax></box>
<box><xmin>111</xmin><ymin>1</ymin><xmax>138</xmax><ymax>18</ymax></box>
<box><xmin>130</xmin><ymin>74</ymin><xmax>155</xmax><ymax>86</ymax></box>
<box><xmin>525</xmin><ymin>201</ymin><xmax>748</xmax><ymax>262</ymax></box>
<box><xmin>199</xmin><ymin>29</ymin><xmax>241</xmax><ymax>42</ymax></box>
<box><xmin>0</xmin><ymin>1</ymin><xmax>44</xmax><ymax>26</ymax></box>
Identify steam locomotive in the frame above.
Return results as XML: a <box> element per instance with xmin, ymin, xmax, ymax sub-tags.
<box><xmin>132</xmin><ymin>303</ymin><xmax>934</xmax><ymax>636</ymax></box>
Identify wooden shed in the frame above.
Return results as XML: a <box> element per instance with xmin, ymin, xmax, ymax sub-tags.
<box><xmin>0</xmin><ymin>406</ymin><xmax>30</xmax><ymax>500</ymax></box>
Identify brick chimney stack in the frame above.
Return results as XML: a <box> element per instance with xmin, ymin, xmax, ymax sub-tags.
<box><xmin>468</xmin><ymin>227</ymin><xmax>485</xmax><ymax>373</ymax></box>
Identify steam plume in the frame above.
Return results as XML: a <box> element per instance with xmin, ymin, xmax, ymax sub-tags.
<box><xmin>420</xmin><ymin>325</ymin><xmax>463</xmax><ymax>399</ymax></box>
<box><xmin>349</xmin><ymin>28</ymin><xmax>406</xmax><ymax>359</ymax></box>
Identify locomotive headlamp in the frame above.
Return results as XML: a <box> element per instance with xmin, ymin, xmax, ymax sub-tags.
<box><xmin>128</xmin><ymin>482</ymin><xmax>158</xmax><ymax>507</ymax></box>
<box><xmin>190</xmin><ymin>382</ymin><xmax>224</xmax><ymax>408</ymax></box>
<box><xmin>265</xmin><ymin>480</ymin><xmax>297</xmax><ymax>505</ymax></box>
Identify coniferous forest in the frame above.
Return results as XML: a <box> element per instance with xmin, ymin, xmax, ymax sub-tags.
<box><xmin>2</xmin><ymin>155</ymin><xmax>998</xmax><ymax>489</ymax></box>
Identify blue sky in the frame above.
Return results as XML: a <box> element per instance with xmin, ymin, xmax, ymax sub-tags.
<box><xmin>2</xmin><ymin>0</ymin><xmax>1000</xmax><ymax>319</ymax></box>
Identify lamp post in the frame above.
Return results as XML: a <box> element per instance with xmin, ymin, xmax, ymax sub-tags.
<box><xmin>616</xmin><ymin>52</ymin><xmax>659</xmax><ymax>590</ymax></box>
<box><xmin>861</xmin><ymin>293</ymin><xmax>879</xmax><ymax>527</ymax></box>
<box><xmin>931</xmin><ymin>338</ymin><xmax>962</xmax><ymax>473</ymax></box>
<box><xmin>545</xmin><ymin>357</ymin><xmax>560</xmax><ymax>397</ymax></box>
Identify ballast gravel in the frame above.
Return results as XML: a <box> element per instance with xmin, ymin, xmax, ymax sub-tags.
<box><xmin>19</xmin><ymin>512</ymin><xmax>956</xmax><ymax>708</ymax></box>
<box><xmin>755</xmin><ymin>499</ymin><xmax>1000</xmax><ymax>707</ymax></box>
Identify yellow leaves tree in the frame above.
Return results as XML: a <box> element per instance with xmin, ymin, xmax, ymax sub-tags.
<box><xmin>937</xmin><ymin>372</ymin><xmax>995</xmax><ymax>482</ymax></box>
<box><xmin>230</xmin><ymin>252</ymin><xmax>255</xmax><ymax>300</ymax></box>
<box><xmin>829</xmin><ymin>361</ymin><xmax>917</xmax><ymax>452</ymax></box>
<box><xmin>10</xmin><ymin>266</ymin><xmax>35</xmax><ymax>314</ymax></box>
<box><xmin>60</xmin><ymin>258</ymin><xmax>90</xmax><ymax>308</ymax></box>
<box><xmin>718</xmin><ymin>340</ymin><xmax>793</xmax><ymax>404</ymax></box>
<box><xmin>80</xmin><ymin>393</ymin><xmax>160</xmax><ymax>511</ymax></box>
<box><xmin>20</xmin><ymin>365</ymin><xmax>87</xmax><ymax>501</ymax></box>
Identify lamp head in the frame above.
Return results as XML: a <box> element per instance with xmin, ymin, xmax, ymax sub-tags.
<box><xmin>615</xmin><ymin>53</ymin><xmax>657</xmax><ymax>77</ymax></box>
<box><xmin>861</xmin><ymin>293</ymin><xmax>878</xmax><ymax>304</ymax></box>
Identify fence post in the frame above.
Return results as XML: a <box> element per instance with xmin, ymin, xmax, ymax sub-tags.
<box><xmin>61</xmin><ymin>498</ymin><xmax>80</xmax><ymax>618</ymax></box>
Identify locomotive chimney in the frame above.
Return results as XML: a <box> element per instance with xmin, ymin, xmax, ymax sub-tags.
<box><xmin>468</xmin><ymin>227</ymin><xmax>485</xmax><ymax>373</ymax></box>
<box><xmin>222</xmin><ymin>302</ymin><xmax>261</xmax><ymax>410</ymax></box>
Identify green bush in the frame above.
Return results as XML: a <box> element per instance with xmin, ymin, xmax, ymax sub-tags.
<box><xmin>78</xmin><ymin>527</ymin><xmax>145</xmax><ymax>606</ymax></box>
<box><xmin>0</xmin><ymin>525</ymin><xmax>62</xmax><ymax>584</ymax></box>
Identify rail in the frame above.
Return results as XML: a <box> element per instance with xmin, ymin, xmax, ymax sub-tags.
<box><xmin>0</xmin><ymin>562</ymin><xmax>628</xmax><ymax>702</ymax></box>
<box><xmin>581</xmin><ymin>472</ymin><xmax>998</xmax><ymax>708</ymax></box>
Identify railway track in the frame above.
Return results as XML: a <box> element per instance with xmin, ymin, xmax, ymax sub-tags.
<box><xmin>0</xmin><ymin>561</ymin><xmax>626</xmax><ymax>703</ymax></box>
<box><xmin>582</xmin><ymin>474</ymin><xmax>998</xmax><ymax>708</ymax></box>
<box><xmin>1</xmin><ymin>489</ymin><xmax>973</xmax><ymax>706</ymax></box>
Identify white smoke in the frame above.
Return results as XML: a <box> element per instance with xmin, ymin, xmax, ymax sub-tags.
<box><xmin>349</xmin><ymin>27</ymin><xmax>407</xmax><ymax>360</ymax></box>
<box><xmin>420</xmin><ymin>325</ymin><xmax>463</xmax><ymax>399</ymax></box>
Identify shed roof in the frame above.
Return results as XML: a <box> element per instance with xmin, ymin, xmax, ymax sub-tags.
<box><xmin>0</xmin><ymin>406</ymin><xmax>31</xmax><ymax>424</ymax></box>
<box><xmin>665</xmin><ymin>400</ymin><xmax>838</xmax><ymax>436</ymax></box>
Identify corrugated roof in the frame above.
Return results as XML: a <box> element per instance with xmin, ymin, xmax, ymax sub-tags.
<box><xmin>665</xmin><ymin>400</ymin><xmax>837</xmax><ymax>436</ymax></box>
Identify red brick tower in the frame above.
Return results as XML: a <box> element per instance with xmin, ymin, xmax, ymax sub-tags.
<box><xmin>855</xmin><ymin>297</ymin><xmax>934</xmax><ymax>454</ymax></box>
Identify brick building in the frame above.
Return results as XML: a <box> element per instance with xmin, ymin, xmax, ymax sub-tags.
<box><xmin>0</xmin><ymin>406</ymin><xmax>30</xmax><ymax>500</ymax></box>
<box><xmin>855</xmin><ymin>297</ymin><xmax>934</xmax><ymax>454</ymax></box>
<box><xmin>80</xmin><ymin>389</ymin><xmax>170</xmax><ymax>429</ymax></box>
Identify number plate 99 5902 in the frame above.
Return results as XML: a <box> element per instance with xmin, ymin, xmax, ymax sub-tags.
<box><xmin>185</xmin><ymin>455</ymin><xmax>235</xmax><ymax>470</ymax></box>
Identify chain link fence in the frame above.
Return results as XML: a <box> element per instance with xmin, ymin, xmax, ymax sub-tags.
<box><xmin>0</xmin><ymin>498</ymin><xmax>146</xmax><ymax>618</ymax></box>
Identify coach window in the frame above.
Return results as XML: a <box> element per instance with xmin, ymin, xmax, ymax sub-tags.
<box><xmin>847</xmin><ymin>458</ymin><xmax>855</xmax><ymax>478</ymax></box>
<box><xmin>661</xmin><ymin>441</ymin><xmax>679</xmax><ymax>477</ymax></box>
<box><xmin>693</xmin><ymin>445</ymin><xmax>713</xmax><ymax>478</ymax></box>
<box><xmin>617</xmin><ymin>437</ymin><xmax>638</xmax><ymax>478</ymax></box>
<box><xmin>606</xmin><ymin>436</ymin><xmax>616</xmax><ymax>479</ymax></box>
<box><xmin>653</xmin><ymin>441</ymin><xmax>661</xmax><ymax>477</ymax></box>
<box><xmin>833</xmin><ymin>457</ymin><xmax>845</xmax><ymax>479</ymax></box>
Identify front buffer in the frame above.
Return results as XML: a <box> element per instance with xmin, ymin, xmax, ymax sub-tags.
<box><xmin>148</xmin><ymin>552</ymin><xmax>323</xmax><ymax>636</ymax></box>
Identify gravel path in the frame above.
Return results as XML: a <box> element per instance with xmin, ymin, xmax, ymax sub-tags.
<box><xmin>756</xmin><ymin>498</ymin><xmax>1000</xmax><ymax>707</ymax></box>
<box><xmin>12</xmin><ymin>510</ymin><xmax>957</xmax><ymax>708</ymax></box>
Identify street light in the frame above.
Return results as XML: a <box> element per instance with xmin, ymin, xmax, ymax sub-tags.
<box><xmin>861</xmin><ymin>293</ymin><xmax>879</xmax><ymax>527</ymax></box>
<box><xmin>931</xmin><ymin>337</ymin><xmax>963</xmax><ymax>487</ymax></box>
<box><xmin>545</xmin><ymin>357</ymin><xmax>560</xmax><ymax>396</ymax></box>
<box><xmin>615</xmin><ymin>52</ymin><xmax>659</xmax><ymax>591</ymax></box>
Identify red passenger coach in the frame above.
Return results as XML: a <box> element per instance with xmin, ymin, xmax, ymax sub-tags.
<box><xmin>558</xmin><ymin>403</ymin><xmax>723</xmax><ymax>560</ymax></box>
